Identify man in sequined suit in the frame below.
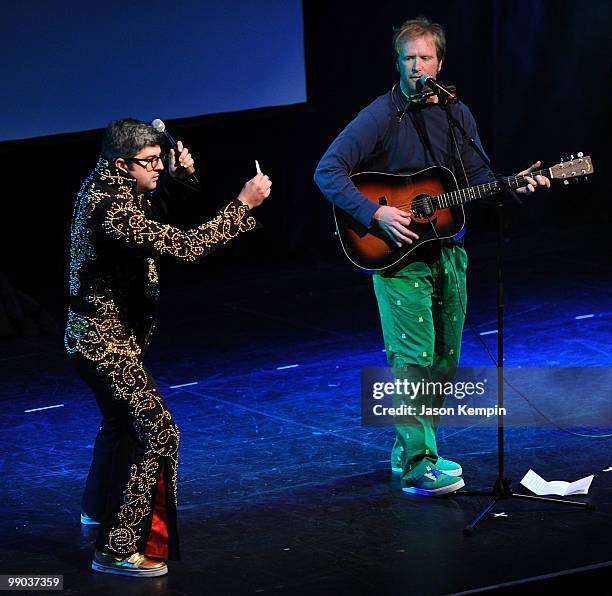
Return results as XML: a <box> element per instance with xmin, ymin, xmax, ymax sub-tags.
<box><xmin>65</xmin><ymin>119</ymin><xmax>271</xmax><ymax>576</ymax></box>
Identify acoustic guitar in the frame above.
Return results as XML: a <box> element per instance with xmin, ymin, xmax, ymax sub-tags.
<box><xmin>334</xmin><ymin>155</ymin><xmax>594</xmax><ymax>272</ymax></box>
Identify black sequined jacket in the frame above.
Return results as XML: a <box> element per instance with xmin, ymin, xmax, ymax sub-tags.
<box><xmin>64</xmin><ymin>158</ymin><xmax>256</xmax><ymax>358</ymax></box>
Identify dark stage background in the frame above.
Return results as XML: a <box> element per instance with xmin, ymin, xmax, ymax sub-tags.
<box><xmin>0</xmin><ymin>0</ymin><xmax>610</xmax><ymax>325</ymax></box>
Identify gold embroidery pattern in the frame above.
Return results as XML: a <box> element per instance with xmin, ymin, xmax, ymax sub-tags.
<box><xmin>107</xmin><ymin>457</ymin><xmax>160</xmax><ymax>553</ymax></box>
<box><xmin>103</xmin><ymin>199</ymin><xmax>256</xmax><ymax>260</ymax></box>
<box><xmin>145</xmin><ymin>258</ymin><xmax>160</xmax><ymax>300</ymax></box>
<box><xmin>64</xmin><ymin>295</ymin><xmax>179</xmax><ymax>556</ymax></box>
<box><xmin>66</xmin><ymin>158</ymin><xmax>255</xmax><ymax>556</ymax></box>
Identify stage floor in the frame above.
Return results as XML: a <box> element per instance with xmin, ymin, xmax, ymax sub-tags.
<box><xmin>1</xmin><ymin>237</ymin><xmax>611</xmax><ymax>594</ymax></box>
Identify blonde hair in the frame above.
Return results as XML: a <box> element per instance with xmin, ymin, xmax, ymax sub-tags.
<box><xmin>392</xmin><ymin>16</ymin><xmax>446</xmax><ymax>62</ymax></box>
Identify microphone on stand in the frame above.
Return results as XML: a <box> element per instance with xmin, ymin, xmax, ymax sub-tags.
<box><xmin>418</xmin><ymin>75</ymin><xmax>458</xmax><ymax>104</ymax></box>
<box><xmin>151</xmin><ymin>118</ymin><xmax>200</xmax><ymax>187</ymax></box>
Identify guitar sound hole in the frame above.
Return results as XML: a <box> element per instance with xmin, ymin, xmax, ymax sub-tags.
<box><xmin>412</xmin><ymin>194</ymin><xmax>435</xmax><ymax>218</ymax></box>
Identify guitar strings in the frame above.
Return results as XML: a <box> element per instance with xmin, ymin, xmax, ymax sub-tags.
<box><xmin>391</xmin><ymin>168</ymin><xmax>556</xmax><ymax>213</ymax></box>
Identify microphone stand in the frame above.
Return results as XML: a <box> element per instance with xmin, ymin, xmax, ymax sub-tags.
<box><xmin>439</xmin><ymin>98</ymin><xmax>594</xmax><ymax>535</ymax></box>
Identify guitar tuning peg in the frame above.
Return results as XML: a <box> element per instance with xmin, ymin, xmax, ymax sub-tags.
<box><xmin>563</xmin><ymin>180</ymin><xmax>569</xmax><ymax>185</ymax></box>
<box><xmin>577</xmin><ymin>151</ymin><xmax>584</xmax><ymax>158</ymax></box>
<box><xmin>570</xmin><ymin>154</ymin><xmax>575</xmax><ymax>160</ymax></box>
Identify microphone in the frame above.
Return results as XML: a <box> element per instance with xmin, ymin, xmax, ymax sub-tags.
<box><xmin>151</xmin><ymin>118</ymin><xmax>200</xmax><ymax>187</ymax></box>
<box><xmin>418</xmin><ymin>75</ymin><xmax>457</xmax><ymax>103</ymax></box>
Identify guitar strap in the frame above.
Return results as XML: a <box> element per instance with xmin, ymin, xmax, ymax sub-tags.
<box><xmin>445</xmin><ymin>109</ymin><xmax>471</xmax><ymax>189</ymax></box>
<box><xmin>444</xmin><ymin>115</ymin><xmax>470</xmax><ymax>249</ymax></box>
<box><xmin>409</xmin><ymin>104</ymin><xmax>470</xmax><ymax>188</ymax></box>
<box><xmin>408</xmin><ymin>106</ymin><xmax>440</xmax><ymax>168</ymax></box>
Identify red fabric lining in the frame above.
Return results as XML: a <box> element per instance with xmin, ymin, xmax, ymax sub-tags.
<box><xmin>143</xmin><ymin>467</ymin><xmax>169</xmax><ymax>559</ymax></box>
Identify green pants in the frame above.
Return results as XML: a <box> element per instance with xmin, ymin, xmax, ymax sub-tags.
<box><xmin>372</xmin><ymin>243</ymin><xmax>467</xmax><ymax>482</ymax></box>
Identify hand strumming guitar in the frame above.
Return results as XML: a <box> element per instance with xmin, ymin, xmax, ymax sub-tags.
<box><xmin>373</xmin><ymin>205</ymin><xmax>420</xmax><ymax>247</ymax></box>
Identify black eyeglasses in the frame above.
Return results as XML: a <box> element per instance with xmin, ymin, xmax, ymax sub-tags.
<box><xmin>125</xmin><ymin>155</ymin><xmax>164</xmax><ymax>171</ymax></box>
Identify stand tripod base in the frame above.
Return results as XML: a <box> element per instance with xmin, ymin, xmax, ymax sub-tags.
<box><xmin>455</xmin><ymin>477</ymin><xmax>595</xmax><ymax>535</ymax></box>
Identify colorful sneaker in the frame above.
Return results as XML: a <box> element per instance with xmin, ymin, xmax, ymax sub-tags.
<box><xmin>402</xmin><ymin>466</ymin><xmax>465</xmax><ymax>496</ymax></box>
<box><xmin>92</xmin><ymin>551</ymin><xmax>168</xmax><ymax>577</ymax></box>
<box><xmin>433</xmin><ymin>457</ymin><xmax>462</xmax><ymax>477</ymax></box>
<box><xmin>392</xmin><ymin>452</ymin><xmax>462</xmax><ymax>477</ymax></box>
<box><xmin>80</xmin><ymin>512</ymin><xmax>100</xmax><ymax>525</ymax></box>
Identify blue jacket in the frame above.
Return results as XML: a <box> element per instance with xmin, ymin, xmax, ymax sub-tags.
<box><xmin>314</xmin><ymin>87</ymin><xmax>493</xmax><ymax>227</ymax></box>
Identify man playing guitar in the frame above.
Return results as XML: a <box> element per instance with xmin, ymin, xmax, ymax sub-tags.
<box><xmin>314</xmin><ymin>16</ymin><xmax>549</xmax><ymax>496</ymax></box>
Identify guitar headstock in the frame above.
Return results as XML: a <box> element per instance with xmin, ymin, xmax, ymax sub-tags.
<box><xmin>549</xmin><ymin>153</ymin><xmax>594</xmax><ymax>184</ymax></box>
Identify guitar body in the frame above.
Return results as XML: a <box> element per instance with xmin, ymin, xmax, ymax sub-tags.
<box><xmin>334</xmin><ymin>166</ymin><xmax>465</xmax><ymax>272</ymax></box>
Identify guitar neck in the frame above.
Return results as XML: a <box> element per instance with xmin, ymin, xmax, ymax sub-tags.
<box><xmin>434</xmin><ymin>168</ymin><xmax>550</xmax><ymax>209</ymax></box>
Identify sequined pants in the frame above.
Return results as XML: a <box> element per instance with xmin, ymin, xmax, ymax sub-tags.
<box><xmin>372</xmin><ymin>242</ymin><xmax>467</xmax><ymax>483</ymax></box>
<box><xmin>73</xmin><ymin>351</ymin><xmax>180</xmax><ymax>560</ymax></box>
